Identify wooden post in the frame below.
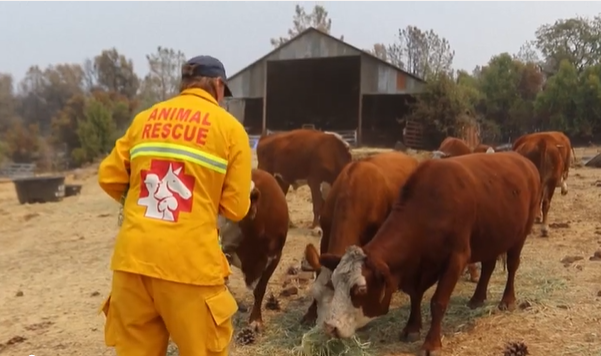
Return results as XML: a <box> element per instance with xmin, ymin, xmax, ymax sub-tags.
<box><xmin>262</xmin><ymin>60</ymin><xmax>268</xmax><ymax>135</ymax></box>
<box><xmin>357</xmin><ymin>59</ymin><xmax>363</xmax><ymax>147</ymax></box>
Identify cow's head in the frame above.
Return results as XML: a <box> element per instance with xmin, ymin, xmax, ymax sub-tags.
<box><xmin>431</xmin><ymin>150</ymin><xmax>450</xmax><ymax>159</ymax></box>
<box><xmin>302</xmin><ymin>244</ymin><xmax>335</xmax><ymax>326</ymax></box>
<box><xmin>218</xmin><ymin>180</ymin><xmax>260</xmax><ymax>257</ymax></box>
<box><xmin>319</xmin><ymin>246</ymin><xmax>395</xmax><ymax>339</ymax></box>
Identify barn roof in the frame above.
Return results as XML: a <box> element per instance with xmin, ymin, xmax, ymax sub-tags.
<box><xmin>227</xmin><ymin>27</ymin><xmax>426</xmax><ymax>84</ymax></box>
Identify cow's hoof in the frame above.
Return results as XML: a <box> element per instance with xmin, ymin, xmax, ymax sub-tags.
<box><xmin>249</xmin><ymin>320</ymin><xmax>264</xmax><ymax>333</ymax></box>
<box><xmin>288</xmin><ymin>221</ymin><xmax>297</xmax><ymax>228</ymax></box>
<box><xmin>561</xmin><ymin>189</ymin><xmax>568</xmax><ymax>196</ymax></box>
<box><xmin>467</xmin><ymin>299</ymin><xmax>484</xmax><ymax>310</ymax></box>
<box><xmin>498</xmin><ymin>301</ymin><xmax>516</xmax><ymax>312</ymax></box>
<box><xmin>540</xmin><ymin>228</ymin><xmax>549</xmax><ymax>238</ymax></box>
<box><xmin>418</xmin><ymin>347</ymin><xmax>441</xmax><ymax>356</ymax></box>
<box><xmin>400</xmin><ymin>330</ymin><xmax>420</xmax><ymax>342</ymax></box>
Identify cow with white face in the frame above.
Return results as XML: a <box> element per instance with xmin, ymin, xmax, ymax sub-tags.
<box><xmin>318</xmin><ymin>152</ymin><xmax>540</xmax><ymax>356</ymax></box>
<box><xmin>299</xmin><ymin>152</ymin><xmax>418</xmax><ymax>327</ymax></box>
<box><xmin>319</xmin><ymin>246</ymin><xmax>394</xmax><ymax>338</ymax></box>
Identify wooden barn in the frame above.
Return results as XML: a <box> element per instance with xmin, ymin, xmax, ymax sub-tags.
<box><xmin>222</xmin><ymin>27</ymin><xmax>427</xmax><ymax>147</ymax></box>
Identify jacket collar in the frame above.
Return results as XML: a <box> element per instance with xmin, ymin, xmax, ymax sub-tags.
<box><xmin>180</xmin><ymin>88</ymin><xmax>219</xmax><ymax>106</ymax></box>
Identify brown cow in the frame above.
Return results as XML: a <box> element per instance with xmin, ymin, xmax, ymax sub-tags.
<box><xmin>513</xmin><ymin>135</ymin><xmax>565</xmax><ymax>237</ymax></box>
<box><xmin>432</xmin><ymin>137</ymin><xmax>495</xmax><ymax>159</ymax></box>
<box><xmin>318</xmin><ymin>152</ymin><xmax>540</xmax><ymax>356</ymax></box>
<box><xmin>299</xmin><ymin>152</ymin><xmax>419</xmax><ymax>326</ymax></box>
<box><xmin>256</xmin><ymin>129</ymin><xmax>352</xmax><ymax>228</ymax></box>
<box><xmin>513</xmin><ymin>131</ymin><xmax>574</xmax><ymax>196</ymax></box>
<box><xmin>218</xmin><ymin>168</ymin><xmax>289</xmax><ymax>332</ymax></box>
<box><xmin>431</xmin><ymin>136</ymin><xmax>496</xmax><ymax>283</ymax></box>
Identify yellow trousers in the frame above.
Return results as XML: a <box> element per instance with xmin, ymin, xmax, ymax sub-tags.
<box><xmin>100</xmin><ymin>271</ymin><xmax>238</xmax><ymax>356</ymax></box>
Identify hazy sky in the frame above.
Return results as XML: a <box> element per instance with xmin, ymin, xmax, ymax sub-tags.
<box><xmin>1</xmin><ymin>1</ymin><xmax>601</xmax><ymax>84</ymax></box>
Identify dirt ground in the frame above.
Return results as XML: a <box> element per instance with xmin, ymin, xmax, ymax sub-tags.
<box><xmin>1</xmin><ymin>148</ymin><xmax>601</xmax><ymax>356</ymax></box>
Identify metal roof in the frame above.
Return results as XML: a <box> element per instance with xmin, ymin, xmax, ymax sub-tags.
<box><xmin>227</xmin><ymin>27</ymin><xmax>426</xmax><ymax>84</ymax></box>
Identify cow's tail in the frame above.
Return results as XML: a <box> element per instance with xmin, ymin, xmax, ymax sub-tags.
<box><xmin>570</xmin><ymin>146</ymin><xmax>576</xmax><ymax>167</ymax></box>
<box><xmin>537</xmin><ymin>138</ymin><xmax>548</xmax><ymax>181</ymax></box>
<box><xmin>498</xmin><ymin>253</ymin><xmax>507</xmax><ymax>272</ymax></box>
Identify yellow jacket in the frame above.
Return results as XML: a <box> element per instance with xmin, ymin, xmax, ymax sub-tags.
<box><xmin>98</xmin><ymin>88</ymin><xmax>252</xmax><ymax>286</ymax></box>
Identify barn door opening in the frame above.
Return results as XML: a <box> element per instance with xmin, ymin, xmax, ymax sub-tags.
<box><xmin>265</xmin><ymin>56</ymin><xmax>360</xmax><ymax>132</ymax></box>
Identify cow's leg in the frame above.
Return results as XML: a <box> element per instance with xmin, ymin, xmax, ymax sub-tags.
<box><xmin>421</xmin><ymin>254</ymin><xmax>465</xmax><ymax>356</ymax></box>
<box><xmin>249</xmin><ymin>253</ymin><xmax>281</xmax><ymax>332</ymax></box>
<box><xmin>307</xmin><ymin>179</ymin><xmax>324</xmax><ymax>229</ymax></box>
<box><xmin>467</xmin><ymin>259</ymin><xmax>496</xmax><ymax>309</ymax></box>
<box><xmin>535</xmin><ymin>200</ymin><xmax>543</xmax><ymax>224</ymax></box>
<box><xmin>498</xmin><ymin>241</ymin><xmax>525</xmax><ymax>311</ymax></box>
<box><xmin>400</xmin><ymin>290</ymin><xmax>424</xmax><ymax>342</ymax></box>
<box><xmin>466</xmin><ymin>263</ymin><xmax>479</xmax><ymax>283</ymax></box>
<box><xmin>560</xmin><ymin>176</ymin><xmax>568</xmax><ymax>196</ymax></box>
<box><xmin>540</xmin><ymin>183</ymin><xmax>555</xmax><ymax>237</ymax></box>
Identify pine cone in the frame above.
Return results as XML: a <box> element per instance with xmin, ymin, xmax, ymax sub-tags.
<box><xmin>503</xmin><ymin>341</ymin><xmax>529</xmax><ymax>356</ymax></box>
<box><xmin>265</xmin><ymin>293</ymin><xmax>281</xmax><ymax>311</ymax></box>
<box><xmin>235</xmin><ymin>327</ymin><xmax>256</xmax><ymax>345</ymax></box>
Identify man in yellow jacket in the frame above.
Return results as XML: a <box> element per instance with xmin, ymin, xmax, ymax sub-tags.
<box><xmin>98</xmin><ymin>55</ymin><xmax>252</xmax><ymax>356</ymax></box>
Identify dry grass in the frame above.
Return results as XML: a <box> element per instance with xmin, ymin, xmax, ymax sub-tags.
<box><xmin>1</xmin><ymin>148</ymin><xmax>601</xmax><ymax>356</ymax></box>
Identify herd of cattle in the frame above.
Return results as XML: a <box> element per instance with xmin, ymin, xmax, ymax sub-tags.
<box><xmin>217</xmin><ymin>129</ymin><xmax>575</xmax><ymax>355</ymax></box>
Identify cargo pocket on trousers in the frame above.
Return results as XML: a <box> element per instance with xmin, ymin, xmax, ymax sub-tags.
<box><xmin>205</xmin><ymin>288</ymin><xmax>238</xmax><ymax>352</ymax></box>
<box><xmin>99</xmin><ymin>295</ymin><xmax>117</xmax><ymax>347</ymax></box>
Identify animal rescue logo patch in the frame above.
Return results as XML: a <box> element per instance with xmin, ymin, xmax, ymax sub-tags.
<box><xmin>138</xmin><ymin>160</ymin><xmax>195</xmax><ymax>222</ymax></box>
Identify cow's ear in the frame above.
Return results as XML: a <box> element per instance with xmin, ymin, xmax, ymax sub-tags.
<box><xmin>320</xmin><ymin>253</ymin><xmax>342</xmax><ymax>271</ymax></box>
<box><xmin>304</xmin><ymin>244</ymin><xmax>322</xmax><ymax>271</ymax></box>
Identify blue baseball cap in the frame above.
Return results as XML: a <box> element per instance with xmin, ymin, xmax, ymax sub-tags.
<box><xmin>185</xmin><ymin>55</ymin><xmax>233</xmax><ymax>97</ymax></box>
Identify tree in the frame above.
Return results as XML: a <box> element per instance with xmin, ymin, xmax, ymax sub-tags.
<box><xmin>478</xmin><ymin>53</ymin><xmax>543</xmax><ymax>138</ymax></box>
<box><xmin>50</xmin><ymin>93</ymin><xmax>87</xmax><ymax>154</ymax></box>
<box><xmin>514</xmin><ymin>41</ymin><xmax>541</xmax><ymax>64</ymax></box>
<box><xmin>365</xmin><ymin>43</ymin><xmax>389</xmax><ymax>62</ymax></box>
<box><xmin>4</xmin><ymin>121</ymin><xmax>42</xmax><ymax>163</ymax></box>
<box><xmin>534</xmin><ymin>60</ymin><xmax>579</xmax><ymax>134</ymax></box>
<box><xmin>0</xmin><ymin>73</ymin><xmax>16</xmax><ymax>133</ymax></box>
<box><xmin>388</xmin><ymin>26</ymin><xmax>455</xmax><ymax>80</ymax></box>
<box><xmin>406</xmin><ymin>72</ymin><xmax>475</xmax><ymax>140</ymax></box>
<box><xmin>139</xmin><ymin>46</ymin><xmax>187</xmax><ymax>106</ymax></box>
<box><xmin>534</xmin><ymin>16</ymin><xmax>601</xmax><ymax>75</ymax></box>
<box><xmin>73</xmin><ymin>99</ymin><xmax>117</xmax><ymax>165</ymax></box>
<box><xmin>15</xmin><ymin>64</ymin><xmax>84</xmax><ymax>135</ymax></box>
<box><xmin>270</xmin><ymin>4</ymin><xmax>343</xmax><ymax>48</ymax></box>
<box><xmin>87</xmin><ymin>48</ymin><xmax>140</xmax><ymax>99</ymax></box>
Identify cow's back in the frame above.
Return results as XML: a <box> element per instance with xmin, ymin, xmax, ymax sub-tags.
<box><xmin>241</xmin><ymin>169</ymin><xmax>289</xmax><ymax>242</ymax></box>
<box><xmin>398</xmin><ymin>152</ymin><xmax>540</xmax><ymax>262</ymax></box>
<box><xmin>321</xmin><ymin>152</ymin><xmax>418</xmax><ymax>255</ymax></box>
<box><xmin>256</xmin><ymin>129</ymin><xmax>352</xmax><ymax>183</ymax></box>
<box><xmin>514</xmin><ymin>137</ymin><xmax>563</xmax><ymax>184</ymax></box>
<box><xmin>513</xmin><ymin>131</ymin><xmax>572</xmax><ymax>169</ymax></box>
<box><xmin>438</xmin><ymin>137</ymin><xmax>472</xmax><ymax>157</ymax></box>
